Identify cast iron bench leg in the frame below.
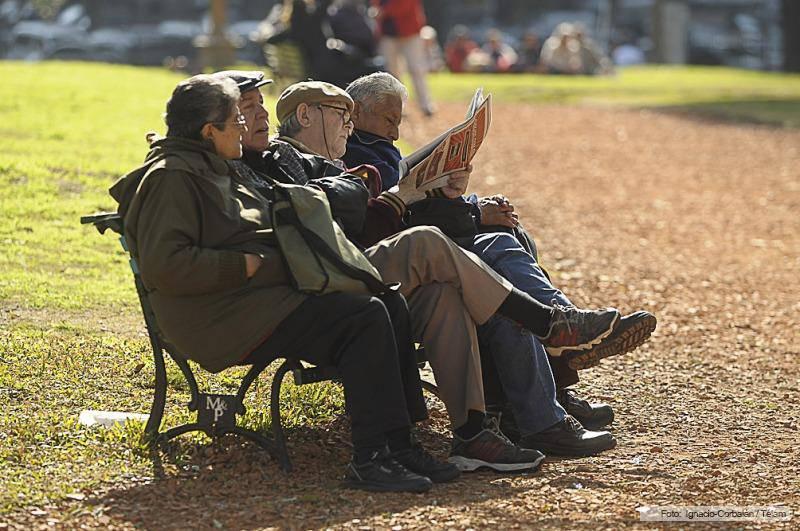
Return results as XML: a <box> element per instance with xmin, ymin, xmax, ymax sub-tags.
<box><xmin>270</xmin><ymin>359</ymin><xmax>301</xmax><ymax>472</ymax></box>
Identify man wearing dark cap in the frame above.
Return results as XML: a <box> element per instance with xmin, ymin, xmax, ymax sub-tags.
<box><xmin>224</xmin><ymin>73</ymin><xmax>631</xmax><ymax>472</ymax></box>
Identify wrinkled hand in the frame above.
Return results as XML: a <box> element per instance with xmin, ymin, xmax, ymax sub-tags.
<box><xmin>479</xmin><ymin>195</ymin><xmax>518</xmax><ymax>228</ymax></box>
<box><xmin>244</xmin><ymin>253</ymin><xmax>263</xmax><ymax>278</ymax></box>
<box><xmin>440</xmin><ymin>165</ymin><xmax>472</xmax><ymax>198</ymax></box>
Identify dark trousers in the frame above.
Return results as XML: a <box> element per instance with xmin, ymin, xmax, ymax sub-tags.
<box><xmin>245</xmin><ymin>291</ymin><xmax>427</xmax><ymax>448</ymax></box>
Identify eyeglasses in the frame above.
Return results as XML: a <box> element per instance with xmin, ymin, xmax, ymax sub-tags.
<box><xmin>209</xmin><ymin>113</ymin><xmax>247</xmax><ymax>129</ymax></box>
<box><xmin>316</xmin><ymin>104</ymin><xmax>352</xmax><ymax>127</ymax></box>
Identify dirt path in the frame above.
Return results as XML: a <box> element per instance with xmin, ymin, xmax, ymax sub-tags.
<box><xmin>7</xmin><ymin>103</ymin><xmax>799</xmax><ymax>530</ymax></box>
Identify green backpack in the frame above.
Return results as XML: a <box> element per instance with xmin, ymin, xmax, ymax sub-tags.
<box><xmin>269</xmin><ymin>182</ymin><xmax>389</xmax><ymax>296</ymax></box>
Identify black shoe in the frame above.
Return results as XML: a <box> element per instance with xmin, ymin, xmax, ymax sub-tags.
<box><xmin>565</xmin><ymin>311</ymin><xmax>657</xmax><ymax>370</ymax></box>
<box><xmin>519</xmin><ymin>415</ymin><xmax>616</xmax><ymax>457</ymax></box>
<box><xmin>557</xmin><ymin>388</ymin><xmax>614</xmax><ymax>430</ymax></box>
<box><xmin>449</xmin><ymin>415</ymin><xmax>545</xmax><ymax>473</ymax></box>
<box><xmin>344</xmin><ymin>450</ymin><xmax>433</xmax><ymax>493</ymax></box>
<box><xmin>391</xmin><ymin>442</ymin><xmax>461</xmax><ymax>483</ymax></box>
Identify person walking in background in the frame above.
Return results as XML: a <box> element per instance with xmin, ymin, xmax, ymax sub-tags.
<box><xmin>371</xmin><ymin>0</ymin><xmax>434</xmax><ymax>116</ymax></box>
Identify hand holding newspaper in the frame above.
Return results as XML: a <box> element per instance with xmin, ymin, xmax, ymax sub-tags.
<box><xmin>397</xmin><ymin>88</ymin><xmax>492</xmax><ymax>193</ymax></box>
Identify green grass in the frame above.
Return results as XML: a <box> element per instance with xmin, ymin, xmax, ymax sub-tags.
<box><xmin>1</xmin><ymin>60</ymin><xmax>799</xmax><ymax>516</ymax></box>
<box><xmin>0</xmin><ymin>322</ymin><xmax>345</xmax><ymax>514</ymax></box>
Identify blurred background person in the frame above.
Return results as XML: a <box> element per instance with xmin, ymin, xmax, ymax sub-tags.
<box><xmin>372</xmin><ymin>0</ymin><xmax>434</xmax><ymax>116</ymax></box>
<box><xmin>513</xmin><ymin>30</ymin><xmax>544</xmax><ymax>73</ymax></box>
<box><xmin>540</xmin><ymin>22</ymin><xmax>584</xmax><ymax>75</ymax></box>
<box><xmin>612</xmin><ymin>31</ymin><xmax>646</xmax><ymax>67</ymax></box>
<box><xmin>574</xmin><ymin>23</ymin><xmax>614</xmax><ymax>75</ymax></box>
<box><xmin>328</xmin><ymin>0</ymin><xmax>378</xmax><ymax>60</ymax></box>
<box><xmin>420</xmin><ymin>24</ymin><xmax>445</xmax><ymax>72</ymax></box>
<box><xmin>444</xmin><ymin>24</ymin><xmax>478</xmax><ymax>73</ymax></box>
<box><xmin>481</xmin><ymin>28</ymin><xmax>517</xmax><ymax>73</ymax></box>
<box><xmin>260</xmin><ymin>0</ymin><xmax>379</xmax><ymax>88</ymax></box>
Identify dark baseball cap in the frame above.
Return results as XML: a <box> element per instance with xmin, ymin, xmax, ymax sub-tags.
<box><xmin>212</xmin><ymin>70</ymin><xmax>273</xmax><ymax>93</ymax></box>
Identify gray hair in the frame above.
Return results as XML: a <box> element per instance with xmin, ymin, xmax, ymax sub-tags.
<box><xmin>165</xmin><ymin>74</ymin><xmax>240</xmax><ymax>140</ymax></box>
<box><xmin>277</xmin><ymin>113</ymin><xmax>303</xmax><ymax>137</ymax></box>
<box><xmin>345</xmin><ymin>72</ymin><xmax>408</xmax><ymax>111</ymax></box>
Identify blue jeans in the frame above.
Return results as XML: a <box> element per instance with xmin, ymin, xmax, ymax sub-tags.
<box><xmin>479</xmin><ymin>315</ymin><xmax>565</xmax><ymax>434</ymax></box>
<box><xmin>471</xmin><ymin>232</ymin><xmax>572</xmax><ymax>308</ymax></box>
<box><xmin>470</xmin><ymin>231</ymin><xmax>575</xmax><ymax>434</ymax></box>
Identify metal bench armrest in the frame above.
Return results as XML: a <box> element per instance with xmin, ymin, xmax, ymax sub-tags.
<box><xmin>80</xmin><ymin>212</ymin><xmax>123</xmax><ymax>235</ymax></box>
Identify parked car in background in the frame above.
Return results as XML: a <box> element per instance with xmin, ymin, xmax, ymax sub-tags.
<box><xmin>227</xmin><ymin>19</ymin><xmax>267</xmax><ymax>65</ymax></box>
<box><xmin>5</xmin><ymin>20</ymin><xmax>88</xmax><ymax>60</ymax></box>
<box><xmin>126</xmin><ymin>21</ymin><xmax>201</xmax><ymax>66</ymax></box>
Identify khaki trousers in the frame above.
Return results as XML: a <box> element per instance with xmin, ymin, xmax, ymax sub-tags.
<box><xmin>365</xmin><ymin>226</ymin><xmax>513</xmax><ymax>427</ymax></box>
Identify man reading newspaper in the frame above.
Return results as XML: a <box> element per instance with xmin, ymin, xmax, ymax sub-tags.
<box><xmin>343</xmin><ymin>72</ymin><xmax>657</xmax><ymax>452</ymax></box>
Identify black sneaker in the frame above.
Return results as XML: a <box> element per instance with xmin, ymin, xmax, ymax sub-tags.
<box><xmin>519</xmin><ymin>415</ymin><xmax>616</xmax><ymax>457</ymax></box>
<box><xmin>541</xmin><ymin>304</ymin><xmax>619</xmax><ymax>357</ymax></box>
<box><xmin>344</xmin><ymin>450</ymin><xmax>433</xmax><ymax>493</ymax></box>
<box><xmin>565</xmin><ymin>311</ymin><xmax>657</xmax><ymax>370</ymax></box>
<box><xmin>557</xmin><ymin>388</ymin><xmax>614</xmax><ymax>430</ymax></box>
<box><xmin>448</xmin><ymin>415</ymin><xmax>545</xmax><ymax>473</ymax></box>
<box><xmin>391</xmin><ymin>442</ymin><xmax>461</xmax><ymax>483</ymax></box>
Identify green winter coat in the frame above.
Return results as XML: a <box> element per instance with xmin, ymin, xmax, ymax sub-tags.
<box><xmin>110</xmin><ymin>137</ymin><xmax>306</xmax><ymax>372</ymax></box>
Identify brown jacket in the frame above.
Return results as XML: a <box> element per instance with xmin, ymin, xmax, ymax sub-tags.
<box><xmin>110</xmin><ymin>137</ymin><xmax>306</xmax><ymax>372</ymax></box>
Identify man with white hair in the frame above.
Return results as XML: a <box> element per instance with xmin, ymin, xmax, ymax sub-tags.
<box><xmin>342</xmin><ymin>71</ymin><xmax>657</xmax><ymax>454</ymax></box>
<box><xmin>222</xmin><ymin>71</ymin><xmax>633</xmax><ymax>469</ymax></box>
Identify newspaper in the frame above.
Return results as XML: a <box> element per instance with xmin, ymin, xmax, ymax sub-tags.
<box><xmin>398</xmin><ymin>88</ymin><xmax>492</xmax><ymax>191</ymax></box>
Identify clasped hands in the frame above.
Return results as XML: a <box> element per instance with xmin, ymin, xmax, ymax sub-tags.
<box><xmin>478</xmin><ymin>194</ymin><xmax>518</xmax><ymax>228</ymax></box>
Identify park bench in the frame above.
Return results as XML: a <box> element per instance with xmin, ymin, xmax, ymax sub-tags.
<box><xmin>81</xmin><ymin>212</ymin><xmax>438</xmax><ymax>473</ymax></box>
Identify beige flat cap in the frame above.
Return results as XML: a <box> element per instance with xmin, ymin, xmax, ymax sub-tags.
<box><xmin>276</xmin><ymin>81</ymin><xmax>354</xmax><ymax>123</ymax></box>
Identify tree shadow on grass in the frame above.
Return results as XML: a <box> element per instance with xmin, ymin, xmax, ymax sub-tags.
<box><xmin>649</xmin><ymin>98</ymin><xmax>800</xmax><ymax>129</ymax></box>
<box><xmin>81</xmin><ymin>419</ymin><xmax>551</xmax><ymax>530</ymax></box>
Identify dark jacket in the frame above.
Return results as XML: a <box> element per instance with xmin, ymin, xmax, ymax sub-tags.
<box><xmin>343</xmin><ymin>132</ymin><xmax>543</xmax><ymax>259</ymax></box>
<box><xmin>245</xmin><ymin>137</ymin><xmax>405</xmax><ymax>247</ymax></box>
<box><xmin>109</xmin><ymin>137</ymin><xmax>306</xmax><ymax>372</ymax></box>
<box><xmin>343</xmin><ymin>129</ymin><xmax>481</xmax><ymax>239</ymax></box>
<box><xmin>343</xmin><ymin>129</ymin><xmax>403</xmax><ymax>189</ymax></box>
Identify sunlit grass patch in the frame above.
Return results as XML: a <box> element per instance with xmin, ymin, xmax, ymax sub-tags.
<box><xmin>0</xmin><ymin>323</ymin><xmax>344</xmax><ymax>513</ymax></box>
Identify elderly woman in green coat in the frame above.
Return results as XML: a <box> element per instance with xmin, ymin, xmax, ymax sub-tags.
<box><xmin>110</xmin><ymin>74</ymin><xmax>460</xmax><ymax>492</ymax></box>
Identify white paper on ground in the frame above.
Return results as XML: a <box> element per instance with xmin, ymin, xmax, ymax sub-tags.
<box><xmin>78</xmin><ymin>409</ymin><xmax>149</xmax><ymax>428</ymax></box>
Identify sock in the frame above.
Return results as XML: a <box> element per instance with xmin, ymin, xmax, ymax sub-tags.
<box><xmin>386</xmin><ymin>426</ymin><xmax>413</xmax><ymax>452</ymax></box>
<box><xmin>454</xmin><ymin>410</ymin><xmax>486</xmax><ymax>440</ymax></box>
<box><xmin>496</xmin><ymin>287</ymin><xmax>553</xmax><ymax>337</ymax></box>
